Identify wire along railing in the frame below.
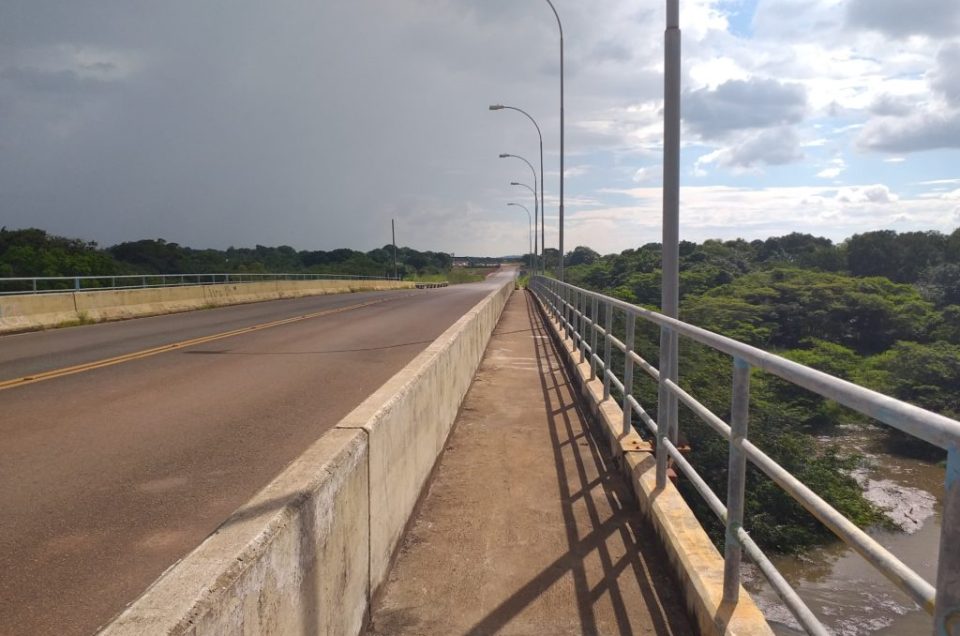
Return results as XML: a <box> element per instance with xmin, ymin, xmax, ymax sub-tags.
<box><xmin>530</xmin><ymin>275</ymin><xmax>960</xmax><ymax>636</ymax></box>
<box><xmin>0</xmin><ymin>272</ymin><xmax>399</xmax><ymax>296</ymax></box>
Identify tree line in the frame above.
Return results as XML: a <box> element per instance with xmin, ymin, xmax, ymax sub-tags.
<box><xmin>0</xmin><ymin>227</ymin><xmax>461</xmax><ymax>280</ymax></box>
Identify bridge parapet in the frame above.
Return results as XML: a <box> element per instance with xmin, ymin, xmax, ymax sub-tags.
<box><xmin>530</xmin><ymin>275</ymin><xmax>960</xmax><ymax>636</ymax></box>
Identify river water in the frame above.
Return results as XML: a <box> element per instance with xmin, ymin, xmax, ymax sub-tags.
<box><xmin>742</xmin><ymin>430</ymin><xmax>944</xmax><ymax>635</ymax></box>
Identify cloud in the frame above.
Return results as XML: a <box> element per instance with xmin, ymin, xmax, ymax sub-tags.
<box><xmin>684</xmin><ymin>77</ymin><xmax>807</xmax><ymax>139</ymax></box>
<box><xmin>857</xmin><ymin>110</ymin><xmax>960</xmax><ymax>152</ymax></box>
<box><xmin>581</xmin><ymin>183</ymin><xmax>955</xmax><ymax>248</ymax></box>
<box><xmin>1</xmin><ymin>0</ymin><xmax>958</xmax><ymax>257</ymax></box>
<box><xmin>835</xmin><ymin>184</ymin><xmax>897</xmax><ymax>204</ymax></box>
<box><xmin>695</xmin><ymin>127</ymin><xmax>803</xmax><ymax>173</ymax></box>
<box><xmin>633</xmin><ymin>165</ymin><xmax>663</xmax><ymax>184</ymax></box>
<box><xmin>932</xmin><ymin>43</ymin><xmax>960</xmax><ymax>107</ymax></box>
<box><xmin>869</xmin><ymin>94</ymin><xmax>916</xmax><ymax>117</ymax></box>
<box><xmin>846</xmin><ymin>0</ymin><xmax>960</xmax><ymax>38</ymax></box>
<box><xmin>0</xmin><ymin>67</ymin><xmax>111</xmax><ymax>94</ymax></box>
<box><xmin>817</xmin><ymin>156</ymin><xmax>846</xmax><ymax>179</ymax></box>
<box><xmin>855</xmin><ymin>42</ymin><xmax>960</xmax><ymax>153</ymax></box>
<box><xmin>564</xmin><ymin>165</ymin><xmax>591</xmax><ymax>178</ymax></box>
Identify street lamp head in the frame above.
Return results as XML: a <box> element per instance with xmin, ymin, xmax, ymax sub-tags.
<box><xmin>510</xmin><ymin>181</ymin><xmax>520</xmax><ymax>186</ymax></box>
<box><xmin>507</xmin><ymin>202</ymin><xmax>517</xmax><ymax>206</ymax></box>
<box><xmin>498</xmin><ymin>153</ymin><xmax>510</xmax><ymax>158</ymax></box>
<box><xmin>488</xmin><ymin>104</ymin><xmax>504</xmax><ymax>111</ymax></box>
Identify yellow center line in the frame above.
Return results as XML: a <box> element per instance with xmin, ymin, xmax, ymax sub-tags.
<box><xmin>0</xmin><ymin>296</ymin><xmax>397</xmax><ymax>392</ymax></box>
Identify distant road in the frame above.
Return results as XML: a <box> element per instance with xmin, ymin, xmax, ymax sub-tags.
<box><xmin>0</xmin><ymin>271</ymin><xmax>513</xmax><ymax>636</ymax></box>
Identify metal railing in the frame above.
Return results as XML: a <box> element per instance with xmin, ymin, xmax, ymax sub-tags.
<box><xmin>0</xmin><ymin>272</ymin><xmax>399</xmax><ymax>296</ymax></box>
<box><xmin>530</xmin><ymin>275</ymin><xmax>960</xmax><ymax>636</ymax></box>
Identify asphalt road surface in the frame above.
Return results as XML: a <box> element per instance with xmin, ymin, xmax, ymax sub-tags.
<box><xmin>0</xmin><ymin>272</ymin><xmax>511</xmax><ymax>635</ymax></box>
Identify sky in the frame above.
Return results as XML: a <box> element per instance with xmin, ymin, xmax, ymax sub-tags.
<box><xmin>2</xmin><ymin>0</ymin><xmax>959</xmax><ymax>256</ymax></box>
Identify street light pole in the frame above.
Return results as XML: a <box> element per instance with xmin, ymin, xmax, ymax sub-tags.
<box><xmin>510</xmin><ymin>180</ymin><xmax>537</xmax><ymax>231</ymax></box>
<box><xmin>489</xmin><ymin>105</ymin><xmax>545</xmax><ymax>274</ymax></box>
<box><xmin>500</xmin><ymin>153</ymin><xmax>538</xmax><ymax>269</ymax></box>
<box><xmin>657</xmin><ymin>0</ymin><xmax>681</xmax><ymax>493</ymax></box>
<box><xmin>392</xmin><ymin>218</ymin><xmax>398</xmax><ymax>280</ymax></box>
<box><xmin>543</xmin><ymin>0</ymin><xmax>564</xmax><ymax>280</ymax></box>
<box><xmin>510</xmin><ymin>181</ymin><xmax>538</xmax><ymax>266</ymax></box>
<box><xmin>507</xmin><ymin>202</ymin><xmax>533</xmax><ymax>267</ymax></box>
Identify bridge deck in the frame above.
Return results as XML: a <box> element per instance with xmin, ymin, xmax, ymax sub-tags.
<box><xmin>366</xmin><ymin>291</ymin><xmax>694</xmax><ymax>635</ymax></box>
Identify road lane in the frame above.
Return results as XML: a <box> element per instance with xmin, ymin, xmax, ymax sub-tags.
<box><xmin>0</xmin><ymin>272</ymin><xmax>512</xmax><ymax>636</ymax></box>
<box><xmin>0</xmin><ymin>287</ymin><xmax>414</xmax><ymax>382</ymax></box>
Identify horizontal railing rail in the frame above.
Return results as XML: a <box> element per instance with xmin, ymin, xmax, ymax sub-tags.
<box><xmin>0</xmin><ymin>272</ymin><xmax>400</xmax><ymax>295</ymax></box>
<box><xmin>530</xmin><ymin>275</ymin><xmax>959</xmax><ymax>636</ymax></box>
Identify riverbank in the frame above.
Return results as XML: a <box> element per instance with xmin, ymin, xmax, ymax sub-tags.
<box><xmin>744</xmin><ymin>428</ymin><xmax>943</xmax><ymax>635</ymax></box>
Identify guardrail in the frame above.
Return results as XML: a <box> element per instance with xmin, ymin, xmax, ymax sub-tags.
<box><xmin>0</xmin><ymin>272</ymin><xmax>399</xmax><ymax>295</ymax></box>
<box><xmin>415</xmin><ymin>282</ymin><xmax>449</xmax><ymax>289</ymax></box>
<box><xmin>530</xmin><ymin>275</ymin><xmax>960</xmax><ymax>636</ymax></box>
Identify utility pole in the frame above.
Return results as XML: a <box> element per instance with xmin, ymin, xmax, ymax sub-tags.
<box><xmin>392</xmin><ymin>219</ymin><xmax>398</xmax><ymax>280</ymax></box>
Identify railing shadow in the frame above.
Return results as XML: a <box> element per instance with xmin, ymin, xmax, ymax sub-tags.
<box><xmin>463</xmin><ymin>292</ymin><xmax>691</xmax><ymax>636</ymax></box>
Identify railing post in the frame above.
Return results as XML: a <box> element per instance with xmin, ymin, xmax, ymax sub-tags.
<box><xmin>571</xmin><ymin>289</ymin><xmax>578</xmax><ymax>346</ymax></box>
<box><xmin>935</xmin><ymin>446</ymin><xmax>960</xmax><ymax>635</ymax></box>
<box><xmin>32</xmin><ymin>279</ymin><xmax>37</xmax><ymax>292</ymax></box>
<box><xmin>723</xmin><ymin>357</ymin><xmax>751</xmax><ymax>604</ymax></box>
<box><xmin>622</xmin><ymin>311</ymin><xmax>636</xmax><ymax>435</ymax></box>
<box><xmin>74</xmin><ymin>277</ymin><xmax>80</xmax><ymax>291</ymax></box>
<box><xmin>603</xmin><ymin>301</ymin><xmax>613</xmax><ymax>400</ymax></box>
<box><xmin>578</xmin><ymin>291</ymin><xmax>586</xmax><ymax>363</ymax></box>
<box><xmin>562</xmin><ymin>285</ymin><xmax>569</xmax><ymax>337</ymax></box>
<box><xmin>590</xmin><ymin>295</ymin><xmax>599</xmax><ymax>380</ymax></box>
<box><xmin>656</xmin><ymin>325</ymin><xmax>676</xmax><ymax>489</ymax></box>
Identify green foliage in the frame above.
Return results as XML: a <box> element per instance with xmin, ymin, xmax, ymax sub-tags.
<box><xmin>856</xmin><ymin>341</ymin><xmax>960</xmax><ymax>419</ymax></box>
<box><xmin>846</xmin><ymin>230</ymin><xmax>950</xmax><ymax>283</ymax></box>
<box><xmin>682</xmin><ymin>268</ymin><xmax>937</xmax><ymax>353</ymax></box>
<box><xmin>0</xmin><ymin>228</ymin><xmax>120</xmax><ymax>281</ymax></box>
<box><xmin>561</xmin><ymin>228</ymin><xmax>960</xmax><ymax>554</ymax></box>
<box><xmin>565</xmin><ymin>245</ymin><xmax>601</xmax><ymax>267</ymax></box>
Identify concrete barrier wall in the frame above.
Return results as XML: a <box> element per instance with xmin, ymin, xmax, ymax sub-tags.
<box><xmin>99</xmin><ymin>276</ymin><xmax>514</xmax><ymax>636</ymax></box>
<box><xmin>100</xmin><ymin>429</ymin><xmax>370</xmax><ymax>636</ymax></box>
<box><xmin>336</xmin><ymin>276</ymin><xmax>515</xmax><ymax>593</ymax></box>
<box><xmin>532</xmin><ymin>291</ymin><xmax>774</xmax><ymax>636</ymax></box>
<box><xmin>0</xmin><ymin>292</ymin><xmax>77</xmax><ymax>333</ymax></box>
<box><xmin>0</xmin><ymin>279</ymin><xmax>415</xmax><ymax>334</ymax></box>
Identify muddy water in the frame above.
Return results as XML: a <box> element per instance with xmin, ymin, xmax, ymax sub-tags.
<box><xmin>742</xmin><ymin>432</ymin><xmax>944</xmax><ymax>635</ymax></box>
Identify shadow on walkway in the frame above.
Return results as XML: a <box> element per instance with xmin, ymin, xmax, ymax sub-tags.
<box><xmin>367</xmin><ymin>291</ymin><xmax>693</xmax><ymax>635</ymax></box>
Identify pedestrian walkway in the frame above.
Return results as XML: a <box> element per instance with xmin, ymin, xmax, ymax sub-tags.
<box><xmin>366</xmin><ymin>290</ymin><xmax>694</xmax><ymax>635</ymax></box>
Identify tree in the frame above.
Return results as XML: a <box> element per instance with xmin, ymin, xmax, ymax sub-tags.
<box><xmin>566</xmin><ymin>245</ymin><xmax>600</xmax><ymax>267</ymax></box>
<box><xmin>846</xmin><ymin>230</ymin><xmax>947</xmax><ymax>283</ymax></box>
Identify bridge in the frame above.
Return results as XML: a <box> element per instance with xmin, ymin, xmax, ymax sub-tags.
<box><xmin>0</xmin><ymin>271</ymin><xmax>956</xmax><ymax>636</ymax></box>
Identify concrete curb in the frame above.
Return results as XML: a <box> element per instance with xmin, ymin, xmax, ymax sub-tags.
<box><xmin>531</xmin><ymin>290</ymin><xmax>774</xmax><ymax>636</ymax></box>
<box><xmin>98</xmin><ymin>276</ymin><xmax>514</xmax><ymax>636</ymax></box>
<box><xmin>0</xmin><ymin>279</ymin><xmax>415</xmax><ymax>335</ymax></box>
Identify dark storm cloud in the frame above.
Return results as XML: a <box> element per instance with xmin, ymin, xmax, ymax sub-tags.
<box><xmin>1</xmin><ymin>67</ymin><xmax>113</xmax><ymax>94</ymax></box>
<box><xmin>684</xmin><ymin>78</ymin><xmax>807</xmax><ymax>140</ymax></box>
<box><xmin>0</xmin><ymin>0</ymin><xmax>674</xmax><ymax>255</ymax></box>
<box><xmin>0</xmin><ymin>0</ymin><xmax>572</xmax><ymax>254</ymax></box>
